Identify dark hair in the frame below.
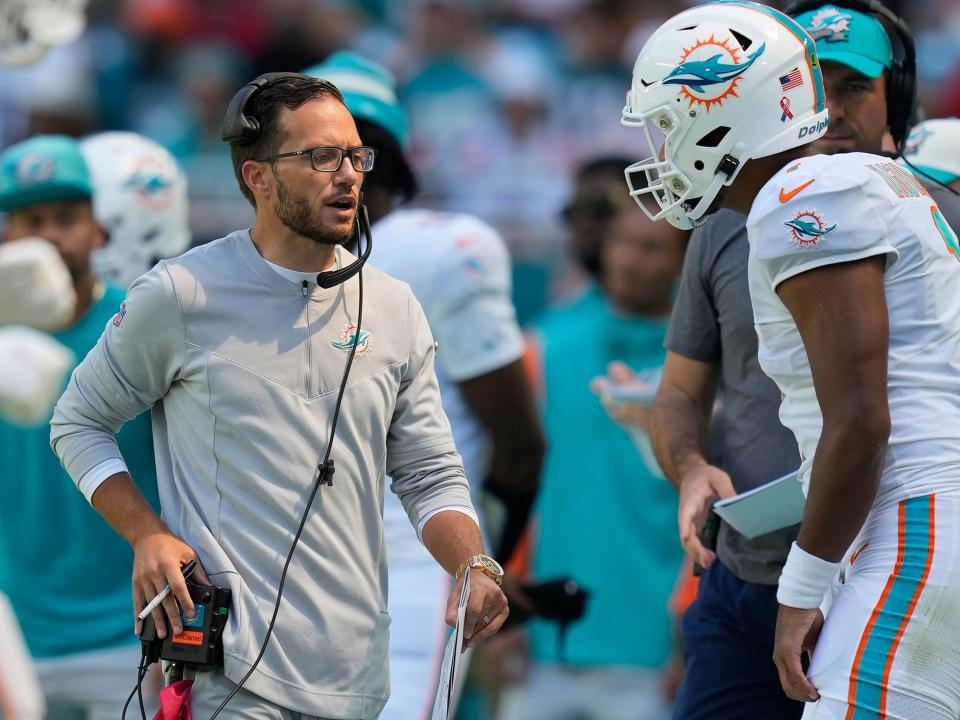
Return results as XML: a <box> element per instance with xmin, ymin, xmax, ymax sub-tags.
<box><xmin>353</xmin><ymin>118</ymin><xmax>418</xmax><ymax>203</ymax></box>
<box><xmin>575</xmin><ymin>155</ymin><xmax>637</xmax><ymax>184</ymax></box>
<box><xmin>229</xmin><ymin>76</ymin><xmax>344</xmax><ymax>206</ymax></box>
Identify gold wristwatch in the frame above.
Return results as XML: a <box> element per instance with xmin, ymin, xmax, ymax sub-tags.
<box><xmin>454</xmin><ymin>554</ymin><xmax>504</xmax><ymax>586</ymax></box>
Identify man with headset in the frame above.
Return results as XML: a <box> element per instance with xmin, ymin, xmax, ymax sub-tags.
<box><xmin>637</xmin><ymin>2</ymin><xmax>960</xmax><ymax>719</ymax></box>
<box><xmin>304</xmin><ymin>52</ymin><xmax>545</xmax><ymax>719</ymax></box>
<box><xmin>51</xmin><ymin>74</ymin><xmax>508</xmax><ymax>718</ymax></box>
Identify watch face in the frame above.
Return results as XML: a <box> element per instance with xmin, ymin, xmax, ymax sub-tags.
<box><xmin>478</xmin><ymin>555</ymin><xmax>503</xmax><ymax>576</ymax></box>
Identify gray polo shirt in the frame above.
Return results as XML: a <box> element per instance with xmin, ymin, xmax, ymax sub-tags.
<box><xmin>50</xmin><ymin>231</ymin><xmax>475</xmax><ymax>718</ymax></box>
<box><xmin>665</xmin><ymin>209</ymin><xmax>801</xmax><ymax>585</ymax></box>
<box><xmin>924</xmin><ymin>179</ymin><xmax>960</xmax><ymax>232</ymax></box>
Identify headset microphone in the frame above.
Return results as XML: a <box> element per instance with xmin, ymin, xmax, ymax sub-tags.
<box><xmin>317</xmin><ymin>198</ymin><xmax>372</xmax><ymax>288</ymax></box>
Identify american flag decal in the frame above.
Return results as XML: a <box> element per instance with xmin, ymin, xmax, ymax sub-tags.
<box><xmin>779</xmin><ymin>68</ymin><xmax>803</xmax><ymax>91</ymax></box>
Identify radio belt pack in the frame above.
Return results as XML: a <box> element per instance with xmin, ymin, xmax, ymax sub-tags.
<box><xmin>140</xmin><ymin>579</ymin><xmax>232</xmax><ymax>669</ymax></box>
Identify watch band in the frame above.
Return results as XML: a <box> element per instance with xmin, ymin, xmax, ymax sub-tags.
<box><xmin>454</xmin><ymin>555</ymin><xmax>504</xmax><ymax>585</ymax></box>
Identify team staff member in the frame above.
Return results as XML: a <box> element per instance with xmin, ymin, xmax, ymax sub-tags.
<box><xmin>51</xmin><ymin>75</ymin><xmax>507</xmax><ymax>718</ymax></box>
<box><xmin>305</xmin><ymin>52</ymin><xmax>544</xmax><ymax>719</ymax></box>
<box><xmin>0</xmin><ymin>135</ymin><xmax>160</xmax><ymax>718</ymax></box>
<box><xmin>640</xmin><ymin>4</ymin><xmax>960</xmax><ymax>718</ymax></box>
<box><xmin>625</xmin><ymin>2</ymin><xmax>960</xmax><ymax>717</ymax></box>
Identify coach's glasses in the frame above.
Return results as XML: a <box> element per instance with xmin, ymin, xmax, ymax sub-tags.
<box><xmin>261</xmin><ymin>145</ymin><xmax>377</xmax><ymax>173</ymax></box>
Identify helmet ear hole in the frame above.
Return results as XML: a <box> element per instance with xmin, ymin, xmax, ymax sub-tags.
<box><xmin>696</xmin><ymin>126</ymin><xmax>731</xmax><ymax>147</ymax></box>
<box><xmin>694</xmin><ymin>160</ymin><xmax>705</xmax><ymax>170</ymax></box>
<box><xmin>730</xmin><ymin>28</ymin><xmax>753</xmax><ymax>49</ymax></box>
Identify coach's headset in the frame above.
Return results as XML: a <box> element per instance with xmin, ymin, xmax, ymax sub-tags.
<box><xmin>221</xmin><ymin>70</ymin><xmax>373</xmax><ymax>288</ymax></box>
<box><xmin>206</xmin><ymin>72</ymin><xmax>370</xmax><ymax>720</ymax></box>
<box><xmin>785</xmin><ymin>0</ymin><xmax>917</xmax><ymax>154</ymax></box>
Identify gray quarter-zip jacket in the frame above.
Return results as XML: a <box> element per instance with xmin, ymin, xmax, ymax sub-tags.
<box><xmin>50</xmin><ymin>230</ymin><xmax>475</xmax><ymax>718</ymax></box>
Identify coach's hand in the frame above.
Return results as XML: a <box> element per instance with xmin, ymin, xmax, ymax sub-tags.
<box><xmin>774</xmin><ymin>604</ymin><xmax>823</xmax><ymax>702</ymax></box>
<box><xmin>132</xmin><ymin>531</ymin><xmax>209</xmax><ymax>640</ymax></box>
<box><xmin>446</xmin><ymin>571</ymin><xmax>509</xmax><ymax>650</ymax></box>
<box><xmin>677</xmin><ymin>463</ymin><xmax>735</xmax><ymax>568</ymax></box>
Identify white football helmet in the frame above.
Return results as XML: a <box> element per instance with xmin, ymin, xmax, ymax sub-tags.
<box><xmin>621</xmin><ymin>1</ymin><xmax>830</xmax><ymax>229</ymax></box>
<box><xmin>81</xmin><ymin>132</ymin><xmax>190</xmax><ymax>288</ymax></box>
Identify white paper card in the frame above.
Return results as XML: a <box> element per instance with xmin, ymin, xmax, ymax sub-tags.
<box><xmin>431</xmin><ymin>567</ymin><xmax>471</xmax><ymax>720</ymax></box>
<box><xmin>712</xmin><ymin>471</ymin><xmax>805</xmax><ymax>539</ymax></box>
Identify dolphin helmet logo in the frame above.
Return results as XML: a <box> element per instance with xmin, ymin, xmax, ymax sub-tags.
<box><xmin>664</xmin><ymin>36</ymin><xmax>766</xmax><ymax>111</ymax></box>
<box><xmin>904</xmin><ymin>125</ymin><xmax>932</xmax><ymax>158</ymax></box>
<box><xmin>122</xmin><ymin>155</ymin><xmax>175</xmax><ymax>210</ymax></box>
<box><xmin>785</xmin><ymin>210</ymin><xmax>837</xmax><ymax>246</ymax></box>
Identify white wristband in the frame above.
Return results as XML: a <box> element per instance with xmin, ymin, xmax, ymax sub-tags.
<box><xmin>777</xmin><ymin>541</ymin><xmax>841</xmax><ymax>609</ymax></box>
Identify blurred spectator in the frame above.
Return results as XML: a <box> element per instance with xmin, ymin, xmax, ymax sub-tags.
<box><xmin>555</xmin><ymin>155</ymin><xmax>635</xmax><ymax>300</ymax></box>
<box><xmin>499</xmin><ymin>169</ymin><xmax>687</xmax><ymax>720</ymax></box>
<box><xmin>0</xmin><ymin>134</ymin><xmax>160</xmax><ymax>717</ymax></box>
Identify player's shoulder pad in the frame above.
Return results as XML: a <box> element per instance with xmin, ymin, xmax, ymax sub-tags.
<box><xmin>748</xmin><ymin>153</ymin><xmax>882</xmax><ymax>262</ymax></box>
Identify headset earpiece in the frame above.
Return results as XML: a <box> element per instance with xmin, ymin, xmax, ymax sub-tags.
<box><xmin>785</xmin><ymin>0</ymin><xmax>917</xmax><ymax>153</ymax></box>
<box><xmin>220</xmin><ymin>72</ymin><xmax>313</xmax><ymax>146</ymax></box>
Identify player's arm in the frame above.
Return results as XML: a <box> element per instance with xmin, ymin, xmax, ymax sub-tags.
<box><xmin>777</xmin><ymin>255</ymin><xmax>890</xmax><ymax>562</ymax></box>
<box><xmin>773</xmin><ymin>255</ymin><xmax>890</xmax><ymax>702</ymax></box>
<box><xmin>458</xmin><ymin>358</ymin><xmax>545</xmax><ymax>561</ymax></box>
<box><xmin>651</xmin><ymin>352</ymin><xmax>735</xmax><ymax>567</ymax></box>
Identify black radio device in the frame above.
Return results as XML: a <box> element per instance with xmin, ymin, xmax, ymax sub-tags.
<box><xmin>139</xmin><ymin>580</ymin><xmax>232</xmax><ymax>668</ymax></box>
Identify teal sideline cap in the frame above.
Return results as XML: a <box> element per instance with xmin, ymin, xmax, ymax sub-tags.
<box><xmin>902</xmin><ymin>118</ymin><xmax>960</xmax><ymax>185</ymax></box>
<box><xmin>304</xmin><ymin>51</ymin><xmax>409</xmax><ymax>149</ymax></box>
<box><xmin>0</xmin><ymin>135</ymin><xmax>93</xmax><ymax>213</ymax></box>
<box><xmin>795</xmin><ymin>5</ymin><xmax>892</xmax><ymax>79</ymax></box>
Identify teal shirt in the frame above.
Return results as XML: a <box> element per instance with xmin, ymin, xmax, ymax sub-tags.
<box><xmin>0</xmin><ymin>285</ymin><xmax>158</xmax><ymax>658</ymax></box>
<box><xmin>529</xmin><ymin>289</ymin><xmax>683</xmax><ymax>668</ymax></box>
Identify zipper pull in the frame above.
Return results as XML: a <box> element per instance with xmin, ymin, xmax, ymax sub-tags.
<box><xmin>301</xmin><ymin>280</ymin><xmax>309</xmax><ymax>297</ymax></box>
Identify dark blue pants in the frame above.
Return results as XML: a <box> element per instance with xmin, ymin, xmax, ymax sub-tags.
<box><xmin>672</xmin><ymin>560</ymin><xmax>804</xmax><ymax>720</ymax></box>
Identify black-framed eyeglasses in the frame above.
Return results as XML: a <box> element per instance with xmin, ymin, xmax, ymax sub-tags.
<box><xmin>260</xmin><ymin>145</ymin><xmax>377</xmax><ymax>173</ymax></box>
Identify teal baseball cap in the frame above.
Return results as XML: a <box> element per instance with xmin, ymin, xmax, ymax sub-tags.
<box><xmin>795</xmin><ymin>5</ymin><xmax>892</xmax><ymax>79</ymax></box>
<box><xmin>303</xmin><ymin>51</ymin><xmax>409</xmax><ymax>149</ymax></box>
<box><xmin>0</xmin><ymin>135</ymin><xmax>93</xmax><ymax>213</ymax></box>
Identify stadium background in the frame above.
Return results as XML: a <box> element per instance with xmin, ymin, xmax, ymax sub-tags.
<box><xmin>4</xmin><ymin>0</ymin><xmax>958</xmax><ymax>324</ymax></box>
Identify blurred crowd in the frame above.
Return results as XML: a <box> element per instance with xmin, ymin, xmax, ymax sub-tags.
<box><xmin>3</xmin><ymin>0</ymin><xmax>960</xmax><ymax>718</ymax></box>
<box><xmin>2</xmin><ymin>0</ymin><xmax>955</xmax><ymax>322</ymax></box>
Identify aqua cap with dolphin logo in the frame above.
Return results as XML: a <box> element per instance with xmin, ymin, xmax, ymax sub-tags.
<box><xmin>0</xmin><ymin>135</ymin><xmax>93</xmax><ymax>213</ymax></box>
<box><xmin>795</xmin><ymin>5</ymin><xmax>893</xmax><ymax>79</ymax></box>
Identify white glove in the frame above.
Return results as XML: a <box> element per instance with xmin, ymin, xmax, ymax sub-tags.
<box><xmin>0</xmin><ymin>326</ymin><xmax>74</xmax><ymax>426</ymax></box>
<box><xmin>0</xmin><ymin>238</ymin><xmax>75</xmax><ymax>331</ymax></box>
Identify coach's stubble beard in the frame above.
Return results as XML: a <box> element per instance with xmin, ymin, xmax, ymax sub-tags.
<box><xmin>275</xmin><ymin>174</ymin><xmax>356</xmax><ymax>247</ymax></box>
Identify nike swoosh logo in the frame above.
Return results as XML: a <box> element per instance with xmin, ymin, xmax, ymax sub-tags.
<box><xmin>779</xmin><ymin>178</ymin><xmax>815</xmax><ymax>203</ymax></box>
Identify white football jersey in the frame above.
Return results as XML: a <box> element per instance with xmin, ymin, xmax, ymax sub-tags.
<box><xmin>747</xmin><ymin>151</ymin><xmax>960</xmax><ymax>506</ymax></box>
<box><xmin>371</xmin><ymin>209</ymin><xmax>525</xmax><ymax>558</ymax></box>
